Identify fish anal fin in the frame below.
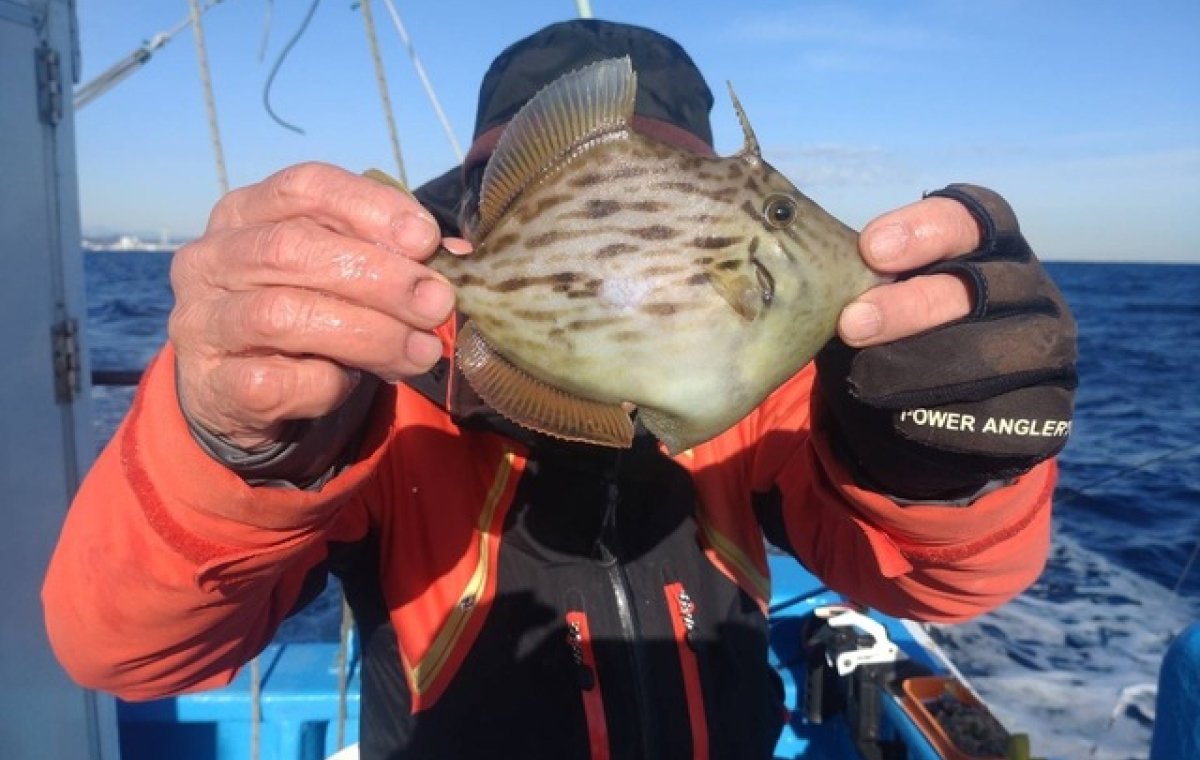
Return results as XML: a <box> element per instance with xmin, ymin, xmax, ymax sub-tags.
<box><xmin>456</xmin><ymin>321</ymin><xmax>634</xmax><ymax>448</ymax></box>
<box><xmin>477</xmin><ymin>57</ymin><xmax>637</xmax><ymax>238</ymax></box>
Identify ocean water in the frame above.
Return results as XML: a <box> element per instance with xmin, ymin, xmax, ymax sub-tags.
<box><xmin>84</xmin><ymin>252</ymin><xmax>1200</xmax><ymax>759</ymax></box>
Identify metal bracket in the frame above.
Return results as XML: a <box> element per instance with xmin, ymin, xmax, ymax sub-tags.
<box><xmin>814</xmin><ymin>604</ymin><xmax>900</xmax><ymax>676</ymax></box>
<box><xmin>52</xmin><ymin>316</ymin><xmax>81</xmax><ymax>403</ymax></box>
<box><xmin>36</xmin><ymin>43</ymin><xmax>63</xmax><ymax>125</ymax></box>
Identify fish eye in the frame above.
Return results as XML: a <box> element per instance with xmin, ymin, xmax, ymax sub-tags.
<box><xmin>763</xmin><ymin>195</ymin><xmax>798</xmax><ymax>228</ymax></box>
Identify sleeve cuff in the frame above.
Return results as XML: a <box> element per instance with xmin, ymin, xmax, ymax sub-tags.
<box><xmin>119</xmin><ymin>346</ymin><xmax>392</xmax><ymax>577</ymax></box>
<box><xmin>179</xmin><ymin>365</ymin><xmax>380</xmax><ymax>490</ymax></box>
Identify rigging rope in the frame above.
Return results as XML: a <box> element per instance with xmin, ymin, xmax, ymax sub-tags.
<box><xmin>359</xmin><ymin>0</ymin><xmax>407</xmax><ymax>184</ymax></box>
<box><xmin>336</xmin><ymin>594</ymin><xmax>355</xmax><ymax>749</ymax></box>
<box><xmin>187</xmin><ymin>0</ymin><xmax>230</xmax><ymax>195</ymax></box>
<box><xmin>377</xmin><ymin>0</ymin><xmax>464</xmax><ymax>162</ymax></box>
<box><xmin>183</xmin><ymin>3</ymin><xmax>251</xmax><ymax>756</ymax></box>
<box><xmin>262</xmin><ymin>0</ymin><xmax>322</xmax><ymax>134</ymax></box>
<box><xmin>74</xmin><ymin>0</ymin><xmax>224</xmax><ymax>110</ymax></box>
<box><xmin>1055</xmin><ymin>441</ymin><xmax>1200</xmax><ymax>507</ymax></box>
<box><xmin>257</xmin><ymin>0</ymin><xmax>274</xmax><ymax>62</ymax></box>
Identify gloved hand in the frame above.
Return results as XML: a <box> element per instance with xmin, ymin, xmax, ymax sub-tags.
<box><xmin>816</xmin><ymin>184</ymin><xmax>1078</xmax><ymax>501</ymax></box>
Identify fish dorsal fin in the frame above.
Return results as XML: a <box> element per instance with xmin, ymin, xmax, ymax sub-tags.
<box><xmin>727</xmin><ymin>82</ymin><xmax>762</xmax><ymax>162</ymax></box>
<box><xmin>456</xmin><ymin>320</ymin><xmax>635</xmax><ymax>448</ymax></box>
<box><xmin>477</xmin><ymin>56</ymin><xmax>637</xmax><ymax>239</ymax></box>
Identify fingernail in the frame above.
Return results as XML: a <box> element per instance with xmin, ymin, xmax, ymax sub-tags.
<box><xmin>412</xmin><ymin>279</ymin><xmax>455</xmax><ymax>323</ymax></box>
<box><xmin>865</xmin><ymin>223</ymin><xmax>907</xmax><ymax>266</ymax></box>
<box><xmin>406</xmin><ymin>331</ymin><xmax>444</xmax><ymax>369</ymax></box>
<box><xmin>840</xmin><ymin>302</ymin><xmax>883</xmax><ymax>343</ymax></box>
<box><xmin>393</xmin><ymin>214</ymin><xmax>438</xmax><ymax>254</ymax></box>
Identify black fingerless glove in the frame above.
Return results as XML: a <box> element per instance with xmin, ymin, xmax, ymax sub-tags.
<box><xmin>815</xmin><ymin>184</ymin><xmax>1078</xmax><ymax>502</ymax></box>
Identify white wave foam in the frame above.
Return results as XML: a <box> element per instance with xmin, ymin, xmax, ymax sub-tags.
<box><xmin>931</xmin><ymin>529</ymin><xmax>1198</xmax><ymax>760</ymax></box>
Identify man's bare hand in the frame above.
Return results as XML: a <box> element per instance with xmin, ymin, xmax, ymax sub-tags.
<box><xmin>169</xmin><ymin>162</ymin><xmax>460</xmax><ymax>449</ymax></box>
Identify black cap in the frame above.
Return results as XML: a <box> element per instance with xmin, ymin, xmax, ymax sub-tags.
<box><xmin>472</xmin><ymin>19</ymin><xmax>714</xmax><ymax>147</ymax></box>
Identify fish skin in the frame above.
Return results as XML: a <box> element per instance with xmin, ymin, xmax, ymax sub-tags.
<box><xmin>379</xmin><ymin>58</ymin><xmax>881</xmax><ymax>453</ymax></box>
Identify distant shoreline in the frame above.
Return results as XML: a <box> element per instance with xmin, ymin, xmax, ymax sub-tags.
<box><xmin>83</xmin><ymin>235</ymin><xmax>183</xmax><ymax>253</ymax></box>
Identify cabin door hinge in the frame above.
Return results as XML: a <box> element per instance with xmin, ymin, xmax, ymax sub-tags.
<box><xmin>36</xmin><ymin>44</ymin><xmax>64</xmax><ymax>125</ymax></box>
<box><xmin>53</xmin><ymin>317</ymin><xmax>82</xmax><ymax>403</ymax></box>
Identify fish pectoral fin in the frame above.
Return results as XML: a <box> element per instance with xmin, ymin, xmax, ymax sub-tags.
<box><xmin>476</xmin><ymin>57</ymin><xmax>637</xmax><ymax>238</ymax></box>
<box><xmin>704</xmin><ymin>262</ymin><xmax>764</xmax><ymax>321</ymax></box>
<box><xmin>456</xmin><ymin>320</ymin><xmax>635</xmax><ymax>448</ymax></box>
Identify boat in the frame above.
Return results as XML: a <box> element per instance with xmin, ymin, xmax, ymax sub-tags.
<box><xmin>4</xmin><ymin>2</ymin><xmax>1195</xmax><ymax>759</ymax></box>
<box><xmin>114</xmin><ymin>554</ymin><xmax>1042</xmax><ymax>760</ymax></box>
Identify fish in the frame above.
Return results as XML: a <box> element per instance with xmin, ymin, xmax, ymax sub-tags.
<box><xmin>367</xmin><ymin>56</ymin><xmax>880</xmax><ymax>454</ymax></box>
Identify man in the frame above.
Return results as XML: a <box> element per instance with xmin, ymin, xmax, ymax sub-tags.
<box><xmin>43</xmin><ymin>19</ymin><xmax>1076</xmax><ymax>759</ymax></box>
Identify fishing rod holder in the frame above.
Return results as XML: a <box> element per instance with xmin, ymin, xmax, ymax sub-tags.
<box><xmin>802</xmin><ymin>603</ymin><xmax>910</xmax><ymax>760</ymax></box>
<box><xmin>813</xmin><ymin>604</ymin><xmax>900</xmax><ymax>676</ymax></box>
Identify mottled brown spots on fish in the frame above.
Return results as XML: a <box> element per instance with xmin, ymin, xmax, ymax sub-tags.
<box><xmin>743</xmin><ymin>175</ymin><xmax>761</xmax><ymax>194</ymax></box>
<box><xmin>553</xmin><ymin>276</ymin><xmax>603</xmax><ymax>299</ymax></box>
<box><xmin>568</xmin><ymin>171</ymin><xmax>605</xmax><ymax>189</ymax></box>
<box><xmin>566</xmin><ymin>282</ymin><xmax>603</xmax><ymax>299</ymax></box>
<box><xmin>567</xmin><ymin>316</ymin><xmax>622</xmax><ymax>331</ymax></box>
<box><xmin>568</xmin><ymin>167</ymin><xmax>650</xmax><ymax>188</ymax></box>
<box><xmin>489</xmin><ymin>232</ymin><xmax>519</xmax><ymax>252</ymax></box>
<box><xmin>629</xmin><ymin>200</ymin><xmax>668</xmax><ymax>213</ymax></box>
<box><xmin>611</xmin><ymin>330</ymin><xmax>644</xmax><ymax>343</ymax></box>
<box><xmin>653</xmin><ymin>180</ymin><xmax>739</xmax><ymax>204</ymax></box>
<box><xmin>726</xmin><ymin>162</ymin><xmax>745</xmax><ymax>178</ymax></box>
<box><xmin>716</xmin><ymin>259</ymin><xmax>742</xmax><ymax>271</ymax></box>
<box><xmin>493</xmin><ymin>271</ymin><xmax>583</xmax><ymax>293</ymax></box>
<box><xmin>583</xmin><ymin>199</ymin><xmax>622</xmax><ymax>218</ymax></box>
<box><xmin>452</xmin><ymin>273</ymin><xmax>488</xmax><ymax>288</ymax></box>
<box><xmin>748</xmin><ymin>237</ymin><xmax>760</xmax><ymax>256</ymax></box>
<box><xmin>643</xmin><ymin>264</ymin><xmax>687</xmax><ymax>277</ymax></box>
<box><xmin>629</xmin><ymin>225</ymin><xmax>678</xmax><ymax>241</ymax></box>
<box><xmin>526</xmin><ymin>228</ymin><xmax>593</xmax><ymax>249</ymax></box>
<box><xmin>642</xmin><ymin>302</ymin><xmax>693</xmax><ymax>316</ymax></box>
<box><xmin>511</xmin><ymin>308</ymin><xmax>560</xmax><ymax>322</ymax></box>
<box><xmin>594</xmin><ymin>242</ymin><xmax>639</xmax><ymax>259</ymax></box>
<box><xmin>685</xmin><ymin>272</ymin><xmax>710</xmax><ymax>286</ymax></box>
<box><xmin>516</xmin><ymin>194</ymin><xmax>572</xmax><ymax>223</ymax></box>
<box><xmin>656</xmin><ymin>180</ymin><xmax>700</xmax><ymax>194</ymax></box>
<box><xmin>492</xmin><ymin>276</ymin><xmax>535</xmax><ymax>293</ymax></box>
<box><xmin>691</xmin><ymin>235</ymin><xmax>744</xmax><ymax>250</ymax></box>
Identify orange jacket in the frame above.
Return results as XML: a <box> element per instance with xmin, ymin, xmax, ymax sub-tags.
<box><xmin>43</xmin><ymin>333</ymin><xmax>1054</xmax><ymax>704</ymax></box>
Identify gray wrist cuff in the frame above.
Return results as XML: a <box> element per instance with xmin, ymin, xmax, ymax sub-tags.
<box><xmin>181</xmin><ymin>373</ymin><xmax>380</xmax><ymax>490</ymax></box>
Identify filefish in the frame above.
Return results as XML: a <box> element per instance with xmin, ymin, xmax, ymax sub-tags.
<box><xmin>368</xmin><ymin>57</ymin><xmax>879</xmax><ymax>453</ymax></box>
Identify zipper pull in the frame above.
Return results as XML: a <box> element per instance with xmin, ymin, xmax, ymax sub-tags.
<box><xmin>566</xmin><ymin>614</ymin><xmax>597</xmax><ymax>690</ymax></box>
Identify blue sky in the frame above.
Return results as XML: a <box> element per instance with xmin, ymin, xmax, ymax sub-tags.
<box><xmin>75</xmin><ymin>1</ymin><xmax>1200</xmax><ymax>261</ymax></box>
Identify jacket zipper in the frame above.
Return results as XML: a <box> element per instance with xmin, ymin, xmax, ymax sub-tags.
<box><xmin>566</xmin><ymin>610</ymin><xmax>610</xmax><ymax>760</ymax></box>
<box><xmin>664</xmin><ymin>581</ymin><xmax>710</xmax><ymax>760</ymax></box>
<box><xmin>597</xmin><ymin>474</ymin><xmax>660</xmax><ymax>759</ymax></box>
